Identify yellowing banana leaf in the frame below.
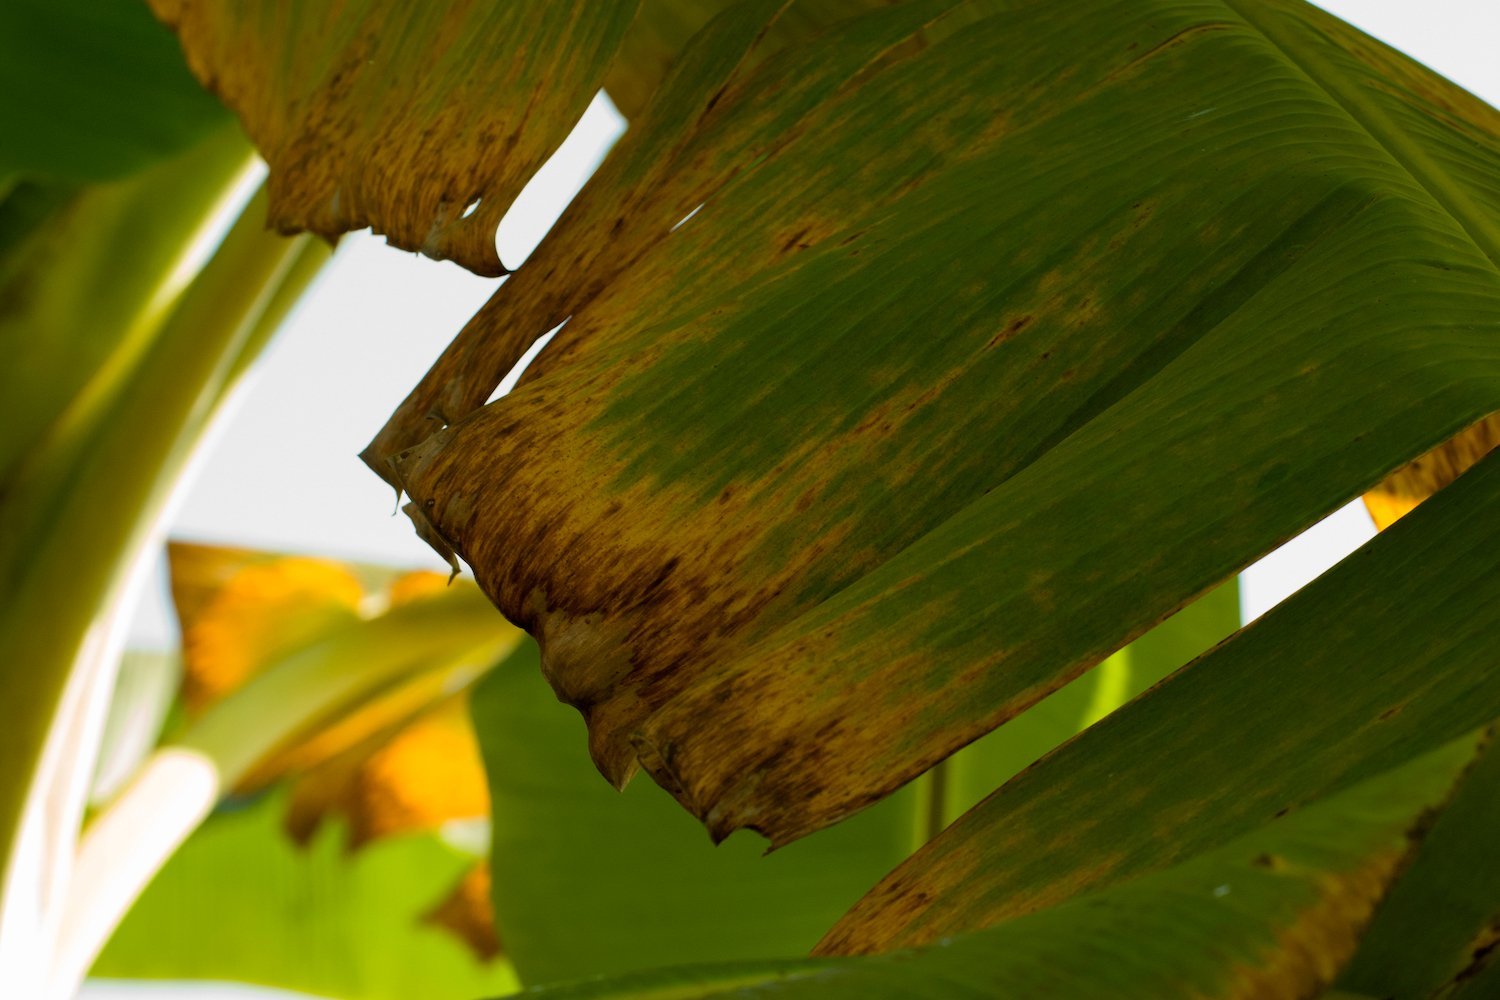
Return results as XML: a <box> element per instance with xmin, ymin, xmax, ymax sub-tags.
<box><xmin>1362</xmin><ymin>413</ymin><xmax>1500</xmax><ymax>529</ymax></box>
<box><xmin>168</xmin><ymin>543</ymin><xmax>365</xmax><ymax>714</ymax></box>
<box><xmin>518</xmin><ymin>732</ymin><xmax>1488</xmax><ymax>999</ymax></box>
<box><xmin>284</xmin><ymin>696</ymin><xmax>489</xmax><ymax>852</ymax></box>
<box><xmin>819</xmin><ymin>446</ymin><xmax>1500</xmax><ymax>955</ymax></box>
<box><xmin>92</xmin><ymin>791</ymin><xmax>517</xmax><ymax>1000</ymax></box>
<box><xmin>0</xmin><ymin>0</ymin><xmax>227</xmax><ymax>183</ymax></box>
<box><xmin>148</xmin><ymin>0</ymin><xmax>640</xmax><ymax>274</ymax></box>
<box><xmin>159</xmin><ymin>542</ymin><xmax>519</xmax><ymax>797</ymax></box>
<box><xmin>77</xmin><ymin>542</ymin><xmax>517</xmax><ymax>982</ymax></box>
<box><xmin>364</xmin><ymin>0</ymin><xmax>1500</xmax><ymax>848</ymax></box>
<box><xmin>474</xmin><ymin>637</ymin><xmax>922</xmax><ymax>985</ymax></box>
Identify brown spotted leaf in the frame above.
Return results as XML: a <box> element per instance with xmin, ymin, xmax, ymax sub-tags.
<box><xmin>373</xmin><ymin>0</ymin><xmax>1500</xmax><ymax>846</ymax></box>
<box><xmin>148</xmin><ymin>0</ymin><xmax>640</xmax><ymax>274</ymax></box>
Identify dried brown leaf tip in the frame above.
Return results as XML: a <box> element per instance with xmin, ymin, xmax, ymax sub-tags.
<box><xmin>147</xmin><ymin>0</ymin><xmax>638</xmax><ymax>275</ymax></box>
<box><xmin>1364</xmin><ymin>414</ymin><xmax>1500</xmax><ymax>529</ymax></box>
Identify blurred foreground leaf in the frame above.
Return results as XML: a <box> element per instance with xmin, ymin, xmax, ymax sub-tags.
<box><xmin>0</xmin><ymin>0</ymin><xmax>228</xmax><ymax>183</ymax></box>
<box><xmin>94</xmin><ymin>792</ymin><xmax>517</xmax><ymax>1000</ymax></box>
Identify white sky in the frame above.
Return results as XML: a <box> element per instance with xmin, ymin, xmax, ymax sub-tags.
<box><xmin>94</xmin><ymin>0</ymin><xmax>1497</xmax><ymax>995</ymax></box>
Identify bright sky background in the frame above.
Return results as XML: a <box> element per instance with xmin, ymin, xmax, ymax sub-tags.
<box><xmin>91</xmin><ymin>0</ymin><xmax>1499</xmax><ymax>995</ymax></box>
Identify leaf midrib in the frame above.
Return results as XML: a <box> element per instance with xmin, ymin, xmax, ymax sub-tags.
<box><xmin>1221</xmin><ymin>0</ymin><xmax>1500</xmax><ymax>274</ymax></box>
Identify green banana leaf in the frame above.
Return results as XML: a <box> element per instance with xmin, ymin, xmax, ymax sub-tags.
<box><xmin>358</xmin><ymin>0</ymin><xmax>1500</xmax><ymax>850</ymax></box>
<box><xmin>0</xmin><ymin>0</ymin><xmax>227</xmax><ymax>184</ymax></box>
<box><xmin>1337</xmin><ymin>717</ymin><xmax>1500</xmax><ymax>999</ymax></box>
<box><xmin>476</xmin><ymin>579</ymin><xmax>1236</xmax><ymax>985</ymax></box>
<box><xmin>93</xmin><ymin>791</ymin><xmax>518</xmax><ymax>1000</ymax></box>
<box><xmin>514</xmin><ymin>732</ymin><xmax>1488</xmax><ymax>998</ymax></box>
<box><xmin>136</xmin><ymin>0</ymin><xmax>1500</xmax><ymax>989</ymax></box>
<box><xmin>822</xmin><ymin>446</ymin><xmax>1500</xmax><ymax>954</ymax></box>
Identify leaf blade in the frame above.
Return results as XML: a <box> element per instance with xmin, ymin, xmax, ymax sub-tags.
<box><xmin>385</xmin><ymin>0</ymin><xmax>1500</xmax><ymax>844</ymax></box>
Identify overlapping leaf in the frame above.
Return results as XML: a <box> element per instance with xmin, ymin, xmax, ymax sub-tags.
<box><xmin>819</xmin><ymin>447</ymin><xmax>1500</xmax><ymax>955</ymax></box>
<box><xmin>1338</xmin><ymin>732</ymin><xmax>1500</xmax><ymax>998</ymax></box>
<box><xmin>474</xmin><ymin>638</ymin><xmax>921</xmax><ymax>984</ymax></box>
<box><xmin>521</xmin><ymin>733</ymin><xmax>1489</xmax><ymax>998</ymax></box>
<box><xmin>366</xmin><ymin>0</ymin><xmax>1500</xmax><ymax>847</ymax></box>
